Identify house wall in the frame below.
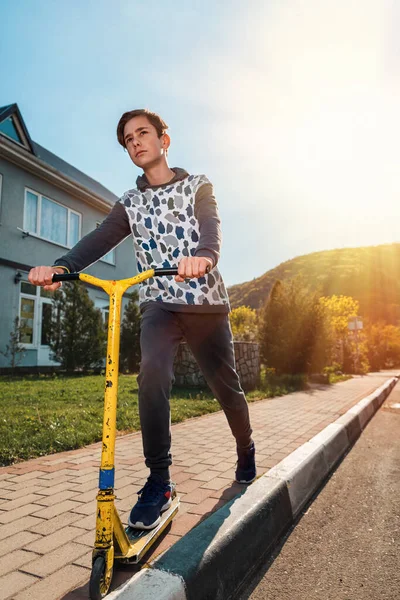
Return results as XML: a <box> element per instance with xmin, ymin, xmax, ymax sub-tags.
<box><xmin>0</xmin><ymin>157</ymin><xmax>135</xmax><ymax>277</ymax></box>
<box><xmin>0</xmin><ymin>157</ymin><xmax>137</xmax><ymax>369</ymax></box>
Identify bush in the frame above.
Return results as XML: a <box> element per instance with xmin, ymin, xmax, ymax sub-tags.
<box><xmin>119</xmin><ymin>291</ymin><xmax>141</xmax><ymax>373</ymax></box>
<box><xmin>258</xmin><ymin>278</ymin><xmax>332</xmax><ymax>375</ymax></box>
<box><xmin>229</xmin><ymin>306</ymin><xmax>258</xmax><ymax>341</ymax></box>
<box><xmin>50</xmin><ymin>282</ymin><xmax>106</xmax><ymax>372</ymax></box>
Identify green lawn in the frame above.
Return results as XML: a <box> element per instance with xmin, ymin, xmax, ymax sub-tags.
<box><xmin>0</xmin><ymin>371</ymin><xmax>319</xmax><ymax>466</ymax></box>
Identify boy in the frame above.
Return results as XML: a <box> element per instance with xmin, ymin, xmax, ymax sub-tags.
<box><xmin>28</xmin><ymin>109</ymin><xmax>256</xmax><ymax>530</ymax></box>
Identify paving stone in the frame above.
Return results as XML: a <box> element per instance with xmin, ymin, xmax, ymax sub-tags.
<box><xmin>14</xmin><ymin>564</ymin><xmax>89</xmax><ymax>600</ymax></box>
<box><xmin>0</xmin><ymin>494</ymin><xmax>46</xmax><ymax>512</ymax></box>
<box><xmin>25</xmin><ymin>526</ymin><xmax>85</xmax><ymax>554</ymax></box>
<box><xmin>31</xmin><ymin>500</ymin><xmax>82</xmax><ymax>519</ymax></box>
<box><xmin>34</xmin><ymin>482</ymin><xmax>75</xmax><ymax>496</ymax></box>
<box><xmin>0</xmin><ymin>504</ymin><xmax>44</xmax><ymax>525</ymax></box>
<box><xmin>37</xmin><ymin>469</ymin><xmax>77</xmax><ymax>481</ymax></box>
<box><xmin>67</xmin><ymin>480</ymin><xmax>99</xmax><ymax>494</ymax></box>
<box><xmin>181</xmin><ymin>464</ymin><xmax>210</xmax><ymax>475</ymax></box>
<box><xmin>191</xmin><ymin>470</ymin><xmax>220</xmax><ymax>482</ymax></box>
<box><xmin>176</xmin><ymin>479</ymin><xmax>203</xmax><ymax>494</ymax></box>
<box><xmin>0</xmin><ymin>571</ymin><xmax>38</xmax><ymax>599</ymax></box>
<box><xmin>187</xmin><ymin>497</ymin><xmax>227</xmax><ymax>516</ymax></box>
<box><xmin>70</xmin><ymin>500</ymin><xmax>96</xmax><ymax>516</ymax></box>
<box><xmin>73</xmin><ymin>514</ymin><xmax>96</xmax><ymax>531</ymax></box>
<box><xmin>200</xmin><ymin>477</ymin><xmax>229</xmax><ymax>491</ymax></box>
<box><xmin>72</xmin><ymin>489</ymin><xmax>99</xmax><ymax>504</ymax></box>
<box><xmin>169</xmin><ymin>513</ymin><xmax>203</xmax><ymax>536</ymax></box>
<box><xmin>0</xmin><ymin>531</ymin><xmax>41</xmax><ymax>558</ymax></box>
<box><xmin>74</xmin><ymin>529</ymin><xmax>96</xmax><ymax>547</ymax></box>
<box><xmin>31</xmin><ymin>489</ymin><xmax>76</xmax><ymax>507</ymax></box>
<box><xmin>0</xmin><ymin>516</ymin><xmax>43</xmax><ymax>541</ymax></box>
<box><xmin>28</xmin><ymin>511</ymin><xmax>81</xmax><ymax>535</ymax></box>
<box><xmin>168</xmin><ymin>471</ymin><xmax>190</xmax><ymax>484</ymax></box>
<box><xmin>150</xmin><ymin>533</ymin><xmax>181</xmax><ymax>559</ymax></box>
<box><xmin>23</xmin><ymin>542</ymin><xmax>89</xmax><ymax>577</ymax></box>
<box><xmin>72</xmin><ymin>549</ymin><xmax>92</xmax><ymax>569</ymax></box>
<box><xmin>0</xmin><ymin>550</ymin><xmax>40</xmax><ymax>577</ymax></box>
<box><xmin>5</xmin><ymin>471</ymin><xmax>46</xmax><ymax>483</ymax></box>
<box><xmin>181</xmin><ymin>487</ymin><xmax>218</xmax><ymax>505</ymax></box>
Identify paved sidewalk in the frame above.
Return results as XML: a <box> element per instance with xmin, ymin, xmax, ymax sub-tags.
<box><xmin>0</xmin><ymin>371</ymin><xmax>396</xmax><ymax>600</ymax></box>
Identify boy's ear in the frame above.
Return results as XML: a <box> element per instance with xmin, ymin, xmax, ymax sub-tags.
<box><xmin>162</xmin><ymin>133</ymin><xmax>171</xmax><ymax>150</ymax></box>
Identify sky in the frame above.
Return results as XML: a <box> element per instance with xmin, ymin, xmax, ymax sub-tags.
<box><xmin>1</xmin><ymin>0</ymin><xmax>399</xmax><ymax>286</ymax></box>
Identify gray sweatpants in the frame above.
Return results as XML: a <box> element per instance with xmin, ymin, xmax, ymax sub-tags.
<box><xmin>137</xmin><ymin>302</ymin><xmax>253</xmax><ymax>480</ymax></box>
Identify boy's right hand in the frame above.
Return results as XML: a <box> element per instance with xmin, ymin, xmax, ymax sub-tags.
<box><xmin>28</xmin><ymin>266</ymin><xmax>66</xmax><ymax>291</ymax></box>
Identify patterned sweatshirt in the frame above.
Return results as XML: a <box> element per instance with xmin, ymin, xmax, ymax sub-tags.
<box><xmin>53</xmin><ymin>167</ymin><xmax>230</xmax><ymax>313</ymax></box>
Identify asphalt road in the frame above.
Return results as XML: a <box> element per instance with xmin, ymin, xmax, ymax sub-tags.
<box><xmin>237</xmin><ymin>392</ymin><xmax>400</xmax><ymax>600</ymax></box>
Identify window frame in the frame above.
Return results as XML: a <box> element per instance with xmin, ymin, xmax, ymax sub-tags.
<box><xmin>96</xmin><ymin>221</ymin><xmax>116</xmax><ymax>265</ymax></box>
<box><xmin>95</xmin><ymin>297</ymin><xmax>110</xmax><ymax>328</ymax></box>
<box><xmin>0</xmin><ymin>173</ymin><xmax>3</xmax><ymax>221</ymax></box>
<box><xmin>18</xmin><ymin>282</ymin><xmax>55</xmax><ymax>349</ymax></box>
<box><xmin>24</xmin><ymin>187</ymin><xmax>82</xmax><ymax>249</ymax></box>
<box><xmin>0</xmin><ymin>116</ymin><xmax>26</xmax><ymax>148</ymax></box>
<box><xmin>19</xmin><ymin>291</ymin><xmax>37</xmax><ymax>348</ymax></box>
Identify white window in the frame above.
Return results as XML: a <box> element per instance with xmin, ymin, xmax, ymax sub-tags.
<box><xmin>24</xmin><ymin>188</ymin><xmax>81</xmax><ymax>248</ymax></box>
<box><xmin>95</xmin><ymin>297</ymin><xmax>110</xmax><ymax>328</ymax></box>
<box><xmin>19</xmin><ymin>281</ymin><xmax>53</xmax><ymax>348</ymax></box>
<box><xmin>96</xmin><ymin>222</ymin><xmax>116</xmax><ymax>265</ymax></box>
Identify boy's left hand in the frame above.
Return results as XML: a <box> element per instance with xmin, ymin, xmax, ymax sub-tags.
<box><xmin>175</xmin><ymin>257</ymin><xmax>213</xmax><ymax>282</ymax></box>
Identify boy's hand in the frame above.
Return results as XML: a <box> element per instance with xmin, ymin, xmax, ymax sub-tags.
<box><xmin>175</xmin><ymin>257</ymin><xmax>213</xmax><ymax>282</ymax></box>
<box><xmin>28</xmin><ymin>266</ymin><xmax>65</xmax><ymax>291</ymax></box>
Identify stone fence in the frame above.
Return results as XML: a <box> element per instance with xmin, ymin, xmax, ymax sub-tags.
<box><xmin>173</xmin><ymin>341</ymin><xmax>260</xmax><ymax>391</ymax></box>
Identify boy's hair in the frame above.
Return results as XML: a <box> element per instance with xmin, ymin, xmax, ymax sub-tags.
<box><xmin>117</xmin><ymin>109</ymin><xmax>169</xmax><ymax>148</ymax></box>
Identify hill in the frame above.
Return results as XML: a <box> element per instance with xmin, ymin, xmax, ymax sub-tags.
<box><xmin>228</xmin><ymin>244</ymin><xmax>400</xmax><ymax>324</ymax></box>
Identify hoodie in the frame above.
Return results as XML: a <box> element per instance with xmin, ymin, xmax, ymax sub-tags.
<box><xmin>53</xmin><ymin>168</ymin><xmax>230</xmax><ymax>313</ymax></box>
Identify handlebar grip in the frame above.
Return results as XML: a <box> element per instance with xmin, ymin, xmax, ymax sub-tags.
<box><xmin>52</xmin><ymin>273</ymin><xmax>80</xmax><ymax>282</ymax></box>
<box><xmin>153</xmin><ymin>264</ymin><xmax>210</xmax><ymax>277</ymax></box>
<box><xmin>153</xmin><ymin>268</ymin><xmax>179</xmax><ymax>276</ymax></box>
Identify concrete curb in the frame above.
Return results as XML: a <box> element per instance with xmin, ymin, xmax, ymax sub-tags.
<box><xmin>108</xmin><ymin>376</ymin><xmax>398</xmax><ymax>600</ymax></box>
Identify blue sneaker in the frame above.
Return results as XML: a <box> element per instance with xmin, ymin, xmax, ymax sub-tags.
<box><xmin>128</xmin><ymin>474</ymin><xmax>172</xmax><ymax>530</ymax></box>
<box><xmin>235</xmin><ymin>442</ymin><xmax>256</xmax><ymax>484</ymax></box>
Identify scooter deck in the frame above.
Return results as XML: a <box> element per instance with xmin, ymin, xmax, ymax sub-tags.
<box><xmin>114</xmin><ymin>496</ymin><xmax>179</xmax><ymax>564</ymax></box>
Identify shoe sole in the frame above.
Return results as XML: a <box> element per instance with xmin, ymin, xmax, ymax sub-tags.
<box><xmin>235</xmin><ymin>473</ymin><xmax>257</xmax><ymax>484</ymax></box>
<box><xmin>128</xmin><ymin>498</ymin><xmax>172</xmax><ymax>530</ymax></box>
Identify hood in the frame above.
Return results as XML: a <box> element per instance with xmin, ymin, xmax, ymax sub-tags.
<box><xmin>136</xmin><ymin>167</ymin><xmax>189</xmax><ymax>191</ymax></box>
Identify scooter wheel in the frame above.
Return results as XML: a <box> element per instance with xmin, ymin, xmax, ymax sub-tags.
<box><xmin>89</xmin><ymin>555</ymin><xmax>113</xmax><ymax>600</ymax></box>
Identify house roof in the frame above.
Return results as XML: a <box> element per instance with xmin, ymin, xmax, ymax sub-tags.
<box><xmin>0</xmin><ymin>103</ymin><xmax>35</xmax><ymax>152</ymax></box>
<box><xmin>0</xmin><ymin>103</ymin><xmax>118</xmax><ymax>205</ymax></box>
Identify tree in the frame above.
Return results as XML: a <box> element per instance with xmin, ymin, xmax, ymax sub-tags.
<box><xmin>0</xmin><ymin>317</ymin><xmax>25</xmax><ymax>373</ymax></box>
<box><xmin>319</xmin><ymin>295</ymin><xmax>359</xmax><ymax>338</ymax></box>
<box><xmin>258</xmin><ymin>280</ymin><xmax>286</xmax><ymax>372</ymax></box>
<box><xmin>319</xmin><ymin>295</ymin><xmax>369</xmax><ymax>373</ymax></box>
<box><xmin>119</xmin><ymin>291</ymin><xmax>141</xmax><ymax>373</ymax></box>
<box><xmin>365</xmin><ymin>323</ymin><xmax>400</xmax><ymax>370</ymax></box>
<box><xmin>229</xmin><ymin>306</ymin><xmax>258</xmax><ymax>341</ymax></box>
<box><xmin>50</xmin><ymin>282</ymin><xmax>106</xmax><ymax>372</ymax></box>
<box><xmin>258</xmin><ymin>278</ymin><xmax>332</xmax><ymax>374</ymax></box>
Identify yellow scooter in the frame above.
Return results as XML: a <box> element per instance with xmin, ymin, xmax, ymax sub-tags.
<box><xmin>53</xmin><ymin>268</ymin><xmax>180</xmax><ymax>600</ymax></box>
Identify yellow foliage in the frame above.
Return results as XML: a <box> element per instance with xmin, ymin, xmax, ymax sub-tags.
<box><xmin>319</xmin><ymin>295</ymin><xmax>359</xmax><ymax>336</ymax></box>
<box><xmin>229</xmin><ymin>306</ymin><xmax>258</xmax><ymax>341</ymax></box>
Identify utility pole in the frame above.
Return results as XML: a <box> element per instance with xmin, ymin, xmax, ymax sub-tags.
<box><xmin>348</xmin><ymin>316</ymin><xmax>363</xmax><ymax>373</ymax></box>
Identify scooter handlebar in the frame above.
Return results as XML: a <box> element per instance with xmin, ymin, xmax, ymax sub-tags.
<box><xmin>52</xmin><ymin>267</ymin><xmax>182</xmax><ymax>283</ymax></box>
<box><xmin>52</xmin><ymin>265</ymin><xmax>210</xmax><ymax>283</ymax></box>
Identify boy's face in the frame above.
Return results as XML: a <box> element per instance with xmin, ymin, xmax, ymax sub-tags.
<box><xmin>123</xmin><ymin>115</ymin><xmax>169</xmax><ymax>169</ymax></box>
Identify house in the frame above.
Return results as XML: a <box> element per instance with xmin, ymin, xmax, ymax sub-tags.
<box><xmin>0</xmin><ymin>103</ymin><xmax>136</xmax><ymax>370</ymax></box>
